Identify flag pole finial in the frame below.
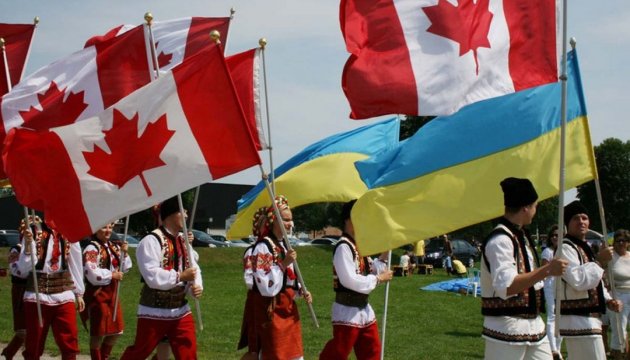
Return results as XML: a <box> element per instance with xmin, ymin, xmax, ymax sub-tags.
<box><xmin>33</xmin><ymin>16</ymin><xmax>40</xmax><ymax>25</ymax></box>
<box><xmin>259</xmin><ymin>38</ymin><xmax>267</xmax><ymax>49</ymax></box>
<box><xmin>230</xmin><ymin>7</ymin><xmax>236</xmax><ymax>19</ymax></box>
<box><xmin>0</xmin><ymin>38</ymin><xmax>5</xmax><ymax>50</ymax></box>
<box><xmin>209</xmin><ymin>30</ymin><xmax>221</xmax><ymax>44</ymax></box>
<box><xmin>570</xmin><ymin>37</ymin><xmax>577</xmax><ymax>50</ymax></box>
<box><xmin>144</xmin><ymin>12</ymin><xmax>154</xmax><ymax>25</ymax></box>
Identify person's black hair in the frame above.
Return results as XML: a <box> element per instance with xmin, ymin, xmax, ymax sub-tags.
<box><xmin>340</xmin><ymin>199</ymin><xmax>357</xmax><ymax>225</ymax></box>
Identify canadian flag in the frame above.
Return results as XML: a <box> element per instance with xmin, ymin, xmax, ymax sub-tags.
<box><xmin>84</xmin><ymin>17</ymin><xmax>232</xmax><ymax>73</ymax></box>
<box><xmin>0</xmin><ymin>23</ymin><xmax>36</xmax><ymax>96</ymax></box>
<box><xmin>3</xmin><ymin>45</ymin><xmax>261</xmax><ymax>241</ymax></box>
<box><xmin>341</xmin><ymin>0</ymin><xmax>558</xmax><ymax>118</ymax></box>
<box><xmin>0</xmin><ymin>25</ymin><xmax>151</xmax><ymax>177</ymax></box>
<box><xmin>226</xmin><ymin>48</ymin><xmax>268</xmax><ymax>150</ymax></box>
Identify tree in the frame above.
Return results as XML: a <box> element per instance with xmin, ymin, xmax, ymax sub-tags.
<box><xmin>577</xmin><ymin>138</ymin><xmax>630</xmax><ymax>232</ymax></box>
<box><xmin>399</xmin><ymin>115</ymin><xmax>435</xmax><ymax>140</ymax></box>
<box><xmin>293</xmin><ymin>202</ymin><xmax>343</xmax><ymax>233</ymax></box>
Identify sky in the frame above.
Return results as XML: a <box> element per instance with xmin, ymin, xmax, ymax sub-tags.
<box><xmin>2</xmin><ymin>0</ymin><xmax>629</xmax><ymax>196</ymax></box>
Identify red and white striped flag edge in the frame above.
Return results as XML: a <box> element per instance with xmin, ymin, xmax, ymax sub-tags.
<box><xmin>3</xmin><ymin>45</ymin><xmax>261</xmax><ymax>241</ymax></box>
<box><xmin>341</xmin><ymin>0</ymin><xmax>558</xmax><ymax>119</ymax></box>
<box><xmin>0</xmin><ymin>23</ymin><xmax>36</xmax><ymax>96</ymax></box>
<box><xmin>226</xmin><ymin>48</ymin><xmax>267</xmax><ymax>151</ymax></box>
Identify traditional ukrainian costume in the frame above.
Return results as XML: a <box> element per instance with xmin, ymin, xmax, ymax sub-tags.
<box><xmin>2</xmin><ymin>241</ymin><xmax>27</xmax><ymax>359</ymax></box>
<box><xmin>14</xmin><ymin>224</ymin><xmax>84</xmax><ymax>360</ymax></box>
<box><xmin>82</xmin><ymin>236</ymin><xmax>132</xmax><ymax>344</ymax></box>
<box><xmin>320</xmin><ymin>234</ymin><xmax>382</xmax><ymax>360</ymax></box>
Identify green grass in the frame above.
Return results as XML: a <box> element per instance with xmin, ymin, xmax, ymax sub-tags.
<box><xmin>0</xmin><ymin>247</ymin><xmax>485</xmax><ymax>359</ymax></box>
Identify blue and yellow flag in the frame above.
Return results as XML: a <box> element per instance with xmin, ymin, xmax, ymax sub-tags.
<box><xmin>353</xmin><ymin>50</ymin><xmax>596</xmax><ymax>255</ymax></box>
<box><xmin>227</xmin><ymin>118</ymin><xmax>400</xmax><ymax>239</ymax></box>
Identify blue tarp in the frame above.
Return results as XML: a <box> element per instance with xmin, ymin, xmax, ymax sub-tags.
<box><xmin>421</xmin><ymin>278</ymin><xmax>481</xmax><ymax>296</ymax></box>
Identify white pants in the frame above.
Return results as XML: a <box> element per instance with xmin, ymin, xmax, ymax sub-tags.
<box><xmin>565</xmin><ymin>336</ymin><xmax>606</xmax><ymax>360</ymax></box>
<box><xmin>543</xmin><ymin>286</ymin><xmax>563</xmax><ymax>352</ymax></box>
<box><xmin>484</xmin><ymin>338</ymin><xmax>552</xmax><ymax>360</ymax></box>
<box><xmin>610</xmin><ymin>291</ymin><xmax>630</xmax><ymax>350</ymax></box>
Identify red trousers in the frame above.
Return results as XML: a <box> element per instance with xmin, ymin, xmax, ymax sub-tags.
<box><xmin>23</xmin><ymin>301</ymin><xmax>79</xmax><ymax>360</ymax></box>
<box><xmin>120</xmin><ymin>314</ymin><xmax>196</xmax><ymax>360</ymax></box>
<box><xmin>319</xmin><ymin>323</ymin><xmax>381</xmax><ymax>360</ymax></box>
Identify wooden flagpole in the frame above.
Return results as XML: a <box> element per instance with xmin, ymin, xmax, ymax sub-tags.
<box><xmin>112</xmin><ymin>215</ymin><xmax>130</xmax><ymax>322</ymax></box>
<box><xmin>1</xmin><ymin>38</ymin><xmax>11</xmax><ymax>91</ymax></box>
<box><xmin>259</xmin><ymin>38</ymin><xmax>276</xmax><ymax>194</ymax></box>
<box><xmin>177</xmin><ymin>194</ymin><xmax>204</xmax><ymax>331</ymax></box>
<box><xmin>258</xmin><ymin>165</ymin><xmax>319</xmax><ymax>327</ymax></box>
<box><xmin>380</xmin><ymin>250</ymin><xmax>393</xmax><ymax>360</ymax></box>
<box><xmin>553</xmin><ymin>0</ymin><xmax>569</xmax><ymax>337</ymax></box>
<box><xmin>23</xmin><ymin>207</ymin><xmax>43</xmax><ymax>327</ymax></box>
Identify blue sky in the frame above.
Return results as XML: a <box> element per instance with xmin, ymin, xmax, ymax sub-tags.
<box><xmin>2</xmin><ymin>0</ymin><xmax>628</xmax><ymax>193</ymax></box>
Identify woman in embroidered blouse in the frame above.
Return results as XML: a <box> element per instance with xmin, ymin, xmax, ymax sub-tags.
<box><xmin>609</xmin><ymin>229</ymin><xmax>630</xmax><ymax>359</ymax></box>
<box><xmin>249</xmin><ymin>196</ymin><xmax>312</xmax><ymax>360</ymax></box>
<box><xmin>83</xmin><ymin>222</ymin><xmax>132</xmax><ymax>360</ymax></box>
<box><xmin>541</xmin><ymin>225</ymin><xmax>562</xmax><ymax>360</ymax></box>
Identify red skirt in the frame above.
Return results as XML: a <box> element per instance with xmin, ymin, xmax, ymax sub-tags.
<box><xmin>83</xmin><ymin>282</ymin><xmax>124</xmax><ymax>336</ymax></box>
<box><xmin>253</xmin><ymin>288</ymin><xmax>304</xmax><ymax>360</ymax></box>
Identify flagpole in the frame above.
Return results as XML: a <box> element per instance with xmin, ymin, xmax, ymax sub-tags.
<box><xmin>23</xmin><ymin>207</ymin><xmax>43</xmax><ymax>327</ymax></box>
<box><xmin>553</xmin><ymin>0</ymin><xmax>569</xmax><ymax>338</ymax></box>
<box><xmin>112</xmin><ymin>215</ymin><xmax>130</xmax><ymax>322</ymax></box>
<box><xmin>258</xmin><ymin>165</ymin><xmax>319</xmax><ymax>327</ymax></box>
<box><xmin>145</xmin><ymin>12</ymin><xmax>160</xmax><ymax>80</ymax></box>
<box><xmin>1</xmin><ymin>38</ymin><xmax>12</xmax><ymax>91</ymax></box>
<box><xmin>380</xmin><ymin>250</ymin><xmax>392</xmax><ymax>360</ymax></box>
<box><xmin>259</xmin><ymin>38</ymin><xmax>276</xmax><ymax>194</ymax></box>
<box><xmin>177</xmin><ymin>194</ymin><xmax>204</xmax><ymax>331</ymax></box>
<box><xmin>223</xmin><ymin>7</ymin><xmax>235</xmax><ymax>54</ymax></box>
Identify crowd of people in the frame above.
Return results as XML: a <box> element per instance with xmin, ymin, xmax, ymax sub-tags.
<box><xmin>4</xmin><ymin>179</ymin><xmax>630</xmax><ymax>360</ymax></box>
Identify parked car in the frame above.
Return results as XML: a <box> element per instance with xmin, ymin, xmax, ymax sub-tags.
<box><xmin>192</xmin><ymin>230</ymin><xmax>226</xmax><ymax>248</ymax></box>
<box><xmin>228</xmin><ymin>239</ymin><xmax>251</xmax><ymax>248</ymax></box>
<box><xmin>311</xmin><ymin>237</ymin><xmax>338</xmax><ymax>246</ymax></box>
<box><xmin>424</xmin><ymin>239</ymin><xmax>480</xmax><ymax>268</ymax></box>
<box><xmin>112</xmin><ymin>233</ymin><xmax>140</xmax><ymax>248</ymax></box>
<box><xmin>0</xmin><ymin>229</ymin><xmax>19</xmax><ymax>247</ymax></box>
<box><xmin>289</xmin><ymin>237</ymin><xmax>312</xmax><ymax>247</ymax></box>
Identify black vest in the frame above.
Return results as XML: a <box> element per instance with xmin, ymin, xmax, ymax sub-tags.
<box><xmin>481</xmin><ymin>218</ymin><xmax>544</xmax><ymax>317</ymax></box>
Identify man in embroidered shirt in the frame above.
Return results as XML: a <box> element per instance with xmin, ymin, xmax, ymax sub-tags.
<box><xmin>15</xmin><ymin>219</ymin><xmax>85</xmax><ymax>360</ymax></box>
<box><xmin>120</xmin><ymin>196</ymin><xmax>202</xmax><ymax>360</ymax></box>
<box><xmin>558</xmin><ymin>200</ymin><xmax>622</xmax><ymax>360</ymax></box>
<box><xmin>319</xmin><ymin>199</ymin><xmax>393</xmax><ymax>360</ymax></box>
<box><xmin>481</xmin><ymin>177</ymin><xmax>567</xmax><ymax>360</ymax></box>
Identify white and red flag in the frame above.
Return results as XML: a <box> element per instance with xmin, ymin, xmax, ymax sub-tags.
<box><xmin>85</xmin><ymin>17</ymin><xmax>231</xmax><ymax>73</ymax></box>
<box><xmin>0</xmin><ymin>25</ymin><xmax>151</xmax><ymax>178</ymax></box>
<box><xmin>3</xmin><ymin>45</ymin><xmax>261</xmax><ymax>242</ymax></box>
<box><xmin>0</xmin><ymin>23</ymin><xmax>36</xmax><ymax>96</ymax></box>
<box><xmin>226</xmin><ymin>48</ymin><xmax>267</xmax><ymax>150</ymax></box>
<box><xmin>341</xmin><ymin>0</ymin><xmax>558</xmax><ymax>119</ymax></box>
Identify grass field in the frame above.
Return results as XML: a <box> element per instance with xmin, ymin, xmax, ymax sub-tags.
<box><xmin>0</xmin><ymin>246</ymin><xmax>486</xmax><ymax>359</ymax></box>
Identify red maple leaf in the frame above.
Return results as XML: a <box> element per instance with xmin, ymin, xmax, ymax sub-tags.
<box><xmin>422</xmin><ymin>0</ymin><xmax>493</xmax><ymax>75</ymax></box>
<box><xmin>83</xmin><ymin>109</ymin><xmax>175</xmax><ymax>197</ymax></box>
<box><xmin>19</xmin><ymin>81</ymin><xmax>89</xmax><ymax>131</ymax></box>
<box><xmin>155</xmin><ymin>41</ymin><xmax>173</xmax><ymax>69</ymax></box>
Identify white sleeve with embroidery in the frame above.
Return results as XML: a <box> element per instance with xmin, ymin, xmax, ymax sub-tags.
<box><xmin>83</xmin><ymin>244</ymin><xmax>112</xmax><ymax>286</ymax></box>
<box><xmin>251</xmin><ymin>242</ymin><xmax>284</xmax><ymax>297</ymax></box>
<box><xmin>485</xmin><ymin>234</ymin><xmax>518</xmax><ymax>300</ymax></box>
<box><xmin>137</xmin><ymin>234</ymin><xmax>178</xmax><ymax>290</ymax></box>
<box><xmin>68</xmin><ymin>242</ymin><xmax>85</xmax><ymax>296</ymax></box>
<box><xmin>187</xmin><ymin>244</ymin><xmax>202</xmax><ymax>290</ymax></box>
<box><xmin>14</xmin><ymin>239</ymin><xmax>35</xmax><ymax>278</ymax></box>
<box><xmin>560</xmin><ymin>242</ymin><xmax>604</xmax><ymax>292</ymax></box>
<box><xmin>334</xmin><ymin>243</ymin><xmax>377</xmax><ymax>295</ymax></box>
<box><xmin>121</xmin><ymin>251</ymin><xmax>133</xmax><ymax>273</ymax></box>
<box><xmin>243</xmin><ymin>247</ymin><xmax>254</xmax><ymax>290</ymax></box>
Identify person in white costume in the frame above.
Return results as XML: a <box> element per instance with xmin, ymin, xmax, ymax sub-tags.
<box><xmin>320</xmin><ymin>199</ymin><xmax>393</xmax><ymax>360</ymax></box>
<box><xmin>481</xmin><ymin>177</ymin><xmax>567</xmax><ymax>360</ymax></box>
<box><xmin>558</xmin><ymin>200</ymin><xmax>622</xmax><ymax>360</ymax></box>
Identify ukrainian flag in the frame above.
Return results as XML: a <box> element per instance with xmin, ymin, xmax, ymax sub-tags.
<box><xmin>227</xmin><ymin>118</ymin><xmax>400</xmax><ymax>239</ymax></box>
<box><xmin>353</xmin><ymin>50</ymin><xmax>596</xmax><ymax>255</ymax></box>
